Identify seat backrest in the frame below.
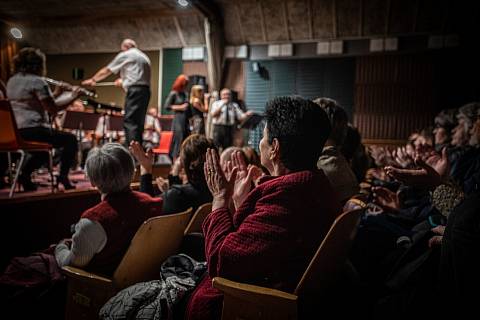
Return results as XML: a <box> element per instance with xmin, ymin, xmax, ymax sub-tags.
<box><xmin>154</xmin><ymin>131</ymin><xmax>173</xmax><ymax>154</ymax></box>
<box><xmin>294</xmin><ymin>209</ymin><xmax>362</xmax><ymax>296</ymax></box>
<box><xmin>112</xmin><ymin>208</ymin><xmax>192</xmax><ymax>289</ymax></box>
<box><xmin>0</xmin><ymin>100</ymin><xmax>20</xmax><ymax>149</ymax></box>
<box><xmin>184</xmin><ymin>202</ymin><xmax>212</xmax><ymax>235</ymax></box>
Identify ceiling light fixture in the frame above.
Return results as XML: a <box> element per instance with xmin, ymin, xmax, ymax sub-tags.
<box><xmin>10</xmin><ymin>27</ymin><xmax>23</xmax><ymax>39</ymax></box>
<box><xmin>178</xmin><ymin>0</ymin><xmax>189</xmax><ymax>7</ymax></box>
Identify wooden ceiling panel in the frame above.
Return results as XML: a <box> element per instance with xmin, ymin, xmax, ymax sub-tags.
<box><xmin>416</xmin><ymin>0</ymin><xmax>447</xmax><ymax>33</ymax></box>
<box><xmin>287</xmin><ymin>0</ymin><xmax>311</xmax><ymax>41</ymax></box>
<box><xmin>25</xmin><ymin>15</ymin><xmax>189</xmax><ymax>54</ymax></box>
<box><xmin>263</xmin><ymin>0</ymin><xmax>289</xmax><ymax>42</ymax></box>
<box><xmin>155</xmin><ymin>17</ymin><xmax>184</xmax><ymax>48</ymax></box>
<box><xmin>0</xmin><ymin>0</ymin><xmax>173</xmax><ymax>20</ymax></box>
<box><xmin>388</xmin><ymin>0</ymin><xmax>416</xmax><ymax>34</ymax></box>
<box><xmin>336</xmin><ymin>0</ymin><xmax>361</xmax><ymax>38</ymax></box>
<box><xmin>237</xmin><ymin>2</ymin><xmax>264</xmax><ymax>43</ymax></box>
<box><xmin>216</xmin><ymin>1</ymin><xmax>244</xmax><ymax>45</ymax></box>
<box><xmin>363</xmin><ymin>0</ymin><xmax>388</xmax><ymax>36</ymax></box>
<box><xmin>312</xmin><ymin>0</ymin><xmax>334</xmax><ymax>39</ymax></box>
<box><xmin>177</xmin><ymin>14</ymin><xmax>206</xmax><ymax>45</ymax></box>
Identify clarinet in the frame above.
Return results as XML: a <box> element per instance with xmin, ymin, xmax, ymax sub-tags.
<box><xmin>43</xmin><ymin>77</ymin><xmax>98</xmax><ymax>98</ymax></box>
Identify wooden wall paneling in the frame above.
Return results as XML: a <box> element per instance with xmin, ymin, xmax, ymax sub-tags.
<box><xmin>223</xmin><ymin>60</ymin><xmax>245</xmax><ymax>101</ymax></box>
<box><xmin>354</xmin><ymin>54</ymin><xmax>436</xmax><ymax>140</ymax></box>
<box><xmin>183</xmin><ymin>61</ymin><xmax>209</xmax><ymax>85</ymax></box>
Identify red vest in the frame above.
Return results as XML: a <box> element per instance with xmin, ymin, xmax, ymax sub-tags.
<box><xmin>82</xmin><ymin>190</ymin><xmax>163</xmax><ymax>277</ymax></box>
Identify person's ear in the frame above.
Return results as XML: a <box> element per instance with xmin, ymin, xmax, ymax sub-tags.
<box><xmin>270</xmin><ymin>138</ymin><xmax>280</xmax><ymax>160</ymax></box>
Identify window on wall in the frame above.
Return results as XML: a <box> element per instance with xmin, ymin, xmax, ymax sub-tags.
<box><xmin>245</xmin><ymin>58</ymin><xmax>355</xmax><ymax>150</ymax></box>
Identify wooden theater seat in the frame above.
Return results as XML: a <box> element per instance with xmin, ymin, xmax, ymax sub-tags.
<box><xmin>184</xmin><ymin>202</ymin><xmax>212</xmax><ymax>235</ymax></box>
<box><xmin>62</xmin><ymin>208</ymin><xmax>192</xmax><ymax>320</ymax></box>
<box><xmin>212</xmin><ymin>209</ymin><xmax>363</xmax><ymax>320</ymax></box>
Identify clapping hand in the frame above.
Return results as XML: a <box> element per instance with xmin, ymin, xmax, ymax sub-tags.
<box><xmin>129</xmin><ymin>141</ymin><xmax>154</xmax><ymax>174</ymax></box>
<box><xmin>385</xmin><ymin>153</ymin><xmax>443</xmax><ymax>189</ymax></box>
<box><xmin>204</xmin><ymin>148</ymin><xmax>237</xmax><ymax>211</ymax></box>
<box><xmin>372</xmin><ymin>186</ymin><xmax>400</xmax><ymax>212</ymax></box>
<box><xmin>229</xmin><ymin>151</ymin><xmax>262</xmax><ymax>209</ymax></box>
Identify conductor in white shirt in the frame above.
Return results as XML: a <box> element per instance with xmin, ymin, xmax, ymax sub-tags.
<box><xmin>82</xmin><ymin>39</ymin><xmax>151</xmax><ymax>146</ymax></box>
<box><xmin>210</xmin><ymin>88</ymin><xmax>252</xmax><ymax>151</ymax></box>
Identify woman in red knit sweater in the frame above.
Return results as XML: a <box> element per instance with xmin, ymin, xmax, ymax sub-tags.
<box><xmin>185</xmin><ymin>96</ymin><xmax>342</xmax><ymax>319</ymax></box>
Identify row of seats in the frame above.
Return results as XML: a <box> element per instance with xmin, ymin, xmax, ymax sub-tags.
<box><xmin>62</xmin><ymin>204</ymin><xmax>362</xmax><ymax>320</ymax></box>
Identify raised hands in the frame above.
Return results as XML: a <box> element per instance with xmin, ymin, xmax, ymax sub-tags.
<box><xmin>372</xmin><ymin>186</ymin><xmax>400</xmax><ymax>212</ymax></box>
<box><xmin>385</xmin><ymin>155</ymin><xmax>443</xmax><ymax>190</ymax></box>
<box><xmin>228</xmin><ymin>151</ymin><xmax>263</xmax><ymax>210</ymax></box>
<box><xmin>204</xmin><ymin>148</ymin><xmax>237</xmax><ymax>211</ymax></box>
<box><xmin>129</xmin><ymin>141</ymin><xmax>154</xmax><ymax>174</ymax></box>
<box><xmin>428</xmin><ymin>225</ymin><xmax>445</xmax><ymax>248</ymax></box>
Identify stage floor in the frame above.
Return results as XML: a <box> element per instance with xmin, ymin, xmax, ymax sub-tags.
<box><xmin>0</xmin><ymin>168</ymin><xmax>93</xmax><ymax>200</ymax></box>
<box><xmin>0</xmin><ymin>163</ymin><xmax>171</xmax><ymax>200</ymax></box>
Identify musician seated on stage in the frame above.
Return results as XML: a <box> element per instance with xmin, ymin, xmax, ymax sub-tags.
<box><xmin>142</xmin><ymin>107</ymin><xmax>162</xmax><ymax>150</ymax></box>
<box><xmin>6</xmin><ymin>47</ymin><xmax>81</xmax><ymax>191</ymax></box>
<box><xmin>94</xmin><ymin>110</ymin><xmax>125</xmax><ymax>145</ymax></box>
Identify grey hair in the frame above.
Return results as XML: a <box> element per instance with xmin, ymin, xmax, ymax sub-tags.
<box><xmin>458</xmin><ymin>102</ymin><xmax>480</xmax><ymax>130</ymax></box>
<box><xmin>85</xmin><ymin>143</ymin><xmax>134</xmax><ymax>194</ymax></box>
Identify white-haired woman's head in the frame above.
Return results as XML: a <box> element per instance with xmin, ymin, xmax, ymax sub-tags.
<box><xmin>85</xmin><ymin>143</ymin><xmax>134</xmax><ymax>194</ymax></box>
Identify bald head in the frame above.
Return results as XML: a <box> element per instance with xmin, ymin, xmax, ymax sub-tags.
<box><xmin>121</xmin><ymin>39</ymin><xmax>137</xmax><ymax>51</ymax></box>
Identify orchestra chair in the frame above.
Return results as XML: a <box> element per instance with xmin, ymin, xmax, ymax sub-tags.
<box><xmin>62</xmin><ymin>208</ymin><xmax>192</xmax><ymax>320</ymax></box>
<box><xmin>212</xmin><ymin>209</ymin><xmax>363</xmax><ymax>320</ymax></box>
<box><xmin>184</xmin><ymin>202</ymin><xmax>212</xmax><ymax>235</ymax></box>
<box><xmin>152</xmin><ymin>131</ymin><xmax>173</xmax><ymax>160</ymax></box>
<box><xmin>0</xmin><ymin>100</ymin><xmax>55</xmax><ymax>197</ymax></box>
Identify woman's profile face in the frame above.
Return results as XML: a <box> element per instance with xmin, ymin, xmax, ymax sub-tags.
<box><xmin>433</xmin><ymin>127</ymin><xmax>448</xmax><ymax>145</ymax></box>
<box><xmin>259</xmin><ymin>125</ymin><xmax>273</xmax><ymax>173</ymax></box>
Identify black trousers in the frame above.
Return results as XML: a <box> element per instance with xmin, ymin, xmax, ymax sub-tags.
<box><xmin>213</xmin><ymin>124</ymin><xmax>234</xmax><ymax>150</ymax></box>
<box><xmin>124</xmin><ymin>85</ymin><xmax>150</xmax><ymax>146</ymax></box>
<box><xmin>18</xmin><ymin>127</ymin><xmax>77</xmax><ymax>178</ymax></box>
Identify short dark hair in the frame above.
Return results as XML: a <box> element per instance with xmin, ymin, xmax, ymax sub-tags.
<box><xmin>313</xmin><ymin>97</ymin><xmax>348</xmax><ymax>146</ymax></box>
<box><xmin>13</xmin><ymin>47</ymin><xmax>46</xmax><ymax>76</ymax></box>
<box><xmin>265</xmin><ymin>96</ymin><xmax>331</xmax><ymax>171</ymax></box>
<box><xmin>180</xmin><ymin>134</ymin><xmax>217</xmax><ymax>186</ymax></box>
<box><xmin>434</xmin><ymin>108</ymin><xmax>457</xmax><ymax>132</ymax></box>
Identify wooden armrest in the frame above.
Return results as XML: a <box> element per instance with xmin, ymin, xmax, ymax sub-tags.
<box><xmin>62</xmin><ymin>266</ymin><xmax>112</xmax><ymax>284</ymax></box>
<box><xmin>212</xmin><ymin>277</ymin><xmax>297</xmax><ymax>305</ymax></box>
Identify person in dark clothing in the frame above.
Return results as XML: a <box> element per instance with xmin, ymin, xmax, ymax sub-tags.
<box><xmin>130</xmin><ymin>134</ymin><xmax>215</xmax><ymax>215</ymax></box>
<box><xmin>439</xmin><ymin>191</ymin><xmax>480</xmax><ymax>316</ymax></box>
<box><xmin>7</xmin><ymin>47</ymin><xmax>80</xmax><ymax>191</ymax></box>
<box><xmin>164</xmin><ymin>74</ymin><xmax>191</xmax><ymax>160</ymax></box>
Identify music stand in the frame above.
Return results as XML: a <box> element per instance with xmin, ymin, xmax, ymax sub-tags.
<box><xmin>63</xmin><ymin>111</ymin><xmax>101</xmax><ymax>131</ymax></box>
<box><xmin>238</xmin><ymin>113</ymin><xmax>264</xmax><ymax>130</ymax></box>
<box><xmin>62</xmin><ymin>111</ymin><xmax>101</xmax><ymax>169</ymax></box>
<box><xmin>101</xmin><ymin>114</ymin><xmax>124</xmax><ymax>143</ymax></box>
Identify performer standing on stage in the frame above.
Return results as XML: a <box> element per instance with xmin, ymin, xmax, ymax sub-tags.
<box><xmin>82</xmin><ymin>39</ymin><xmax>151</xmax><ymax>146</ymax></box>
<box><xmin>211</xmin><ymin>88</ymin><xmax>252</xmax><ymax>151</ymax></box>
<box><xmin>6</xmin><ymin>47</ymin><xmax>80</xmax><ymax>191</ymax></box>
<box><xmin>164</xmin><ymin>74</ymin><xmax>190</xmax><ymax>160</ymax></box>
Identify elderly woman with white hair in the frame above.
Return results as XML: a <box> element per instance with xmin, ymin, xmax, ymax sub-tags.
<box><xmin>54</xmin><ymin>143</ymin><xmax>163</xmax><ymax>276</ymax></box>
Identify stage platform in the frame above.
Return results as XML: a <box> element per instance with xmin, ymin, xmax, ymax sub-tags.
<box><xmin>0</xmin><ymin>164</ymin><xmax>171</xmax><ymax>271</ymax></box>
